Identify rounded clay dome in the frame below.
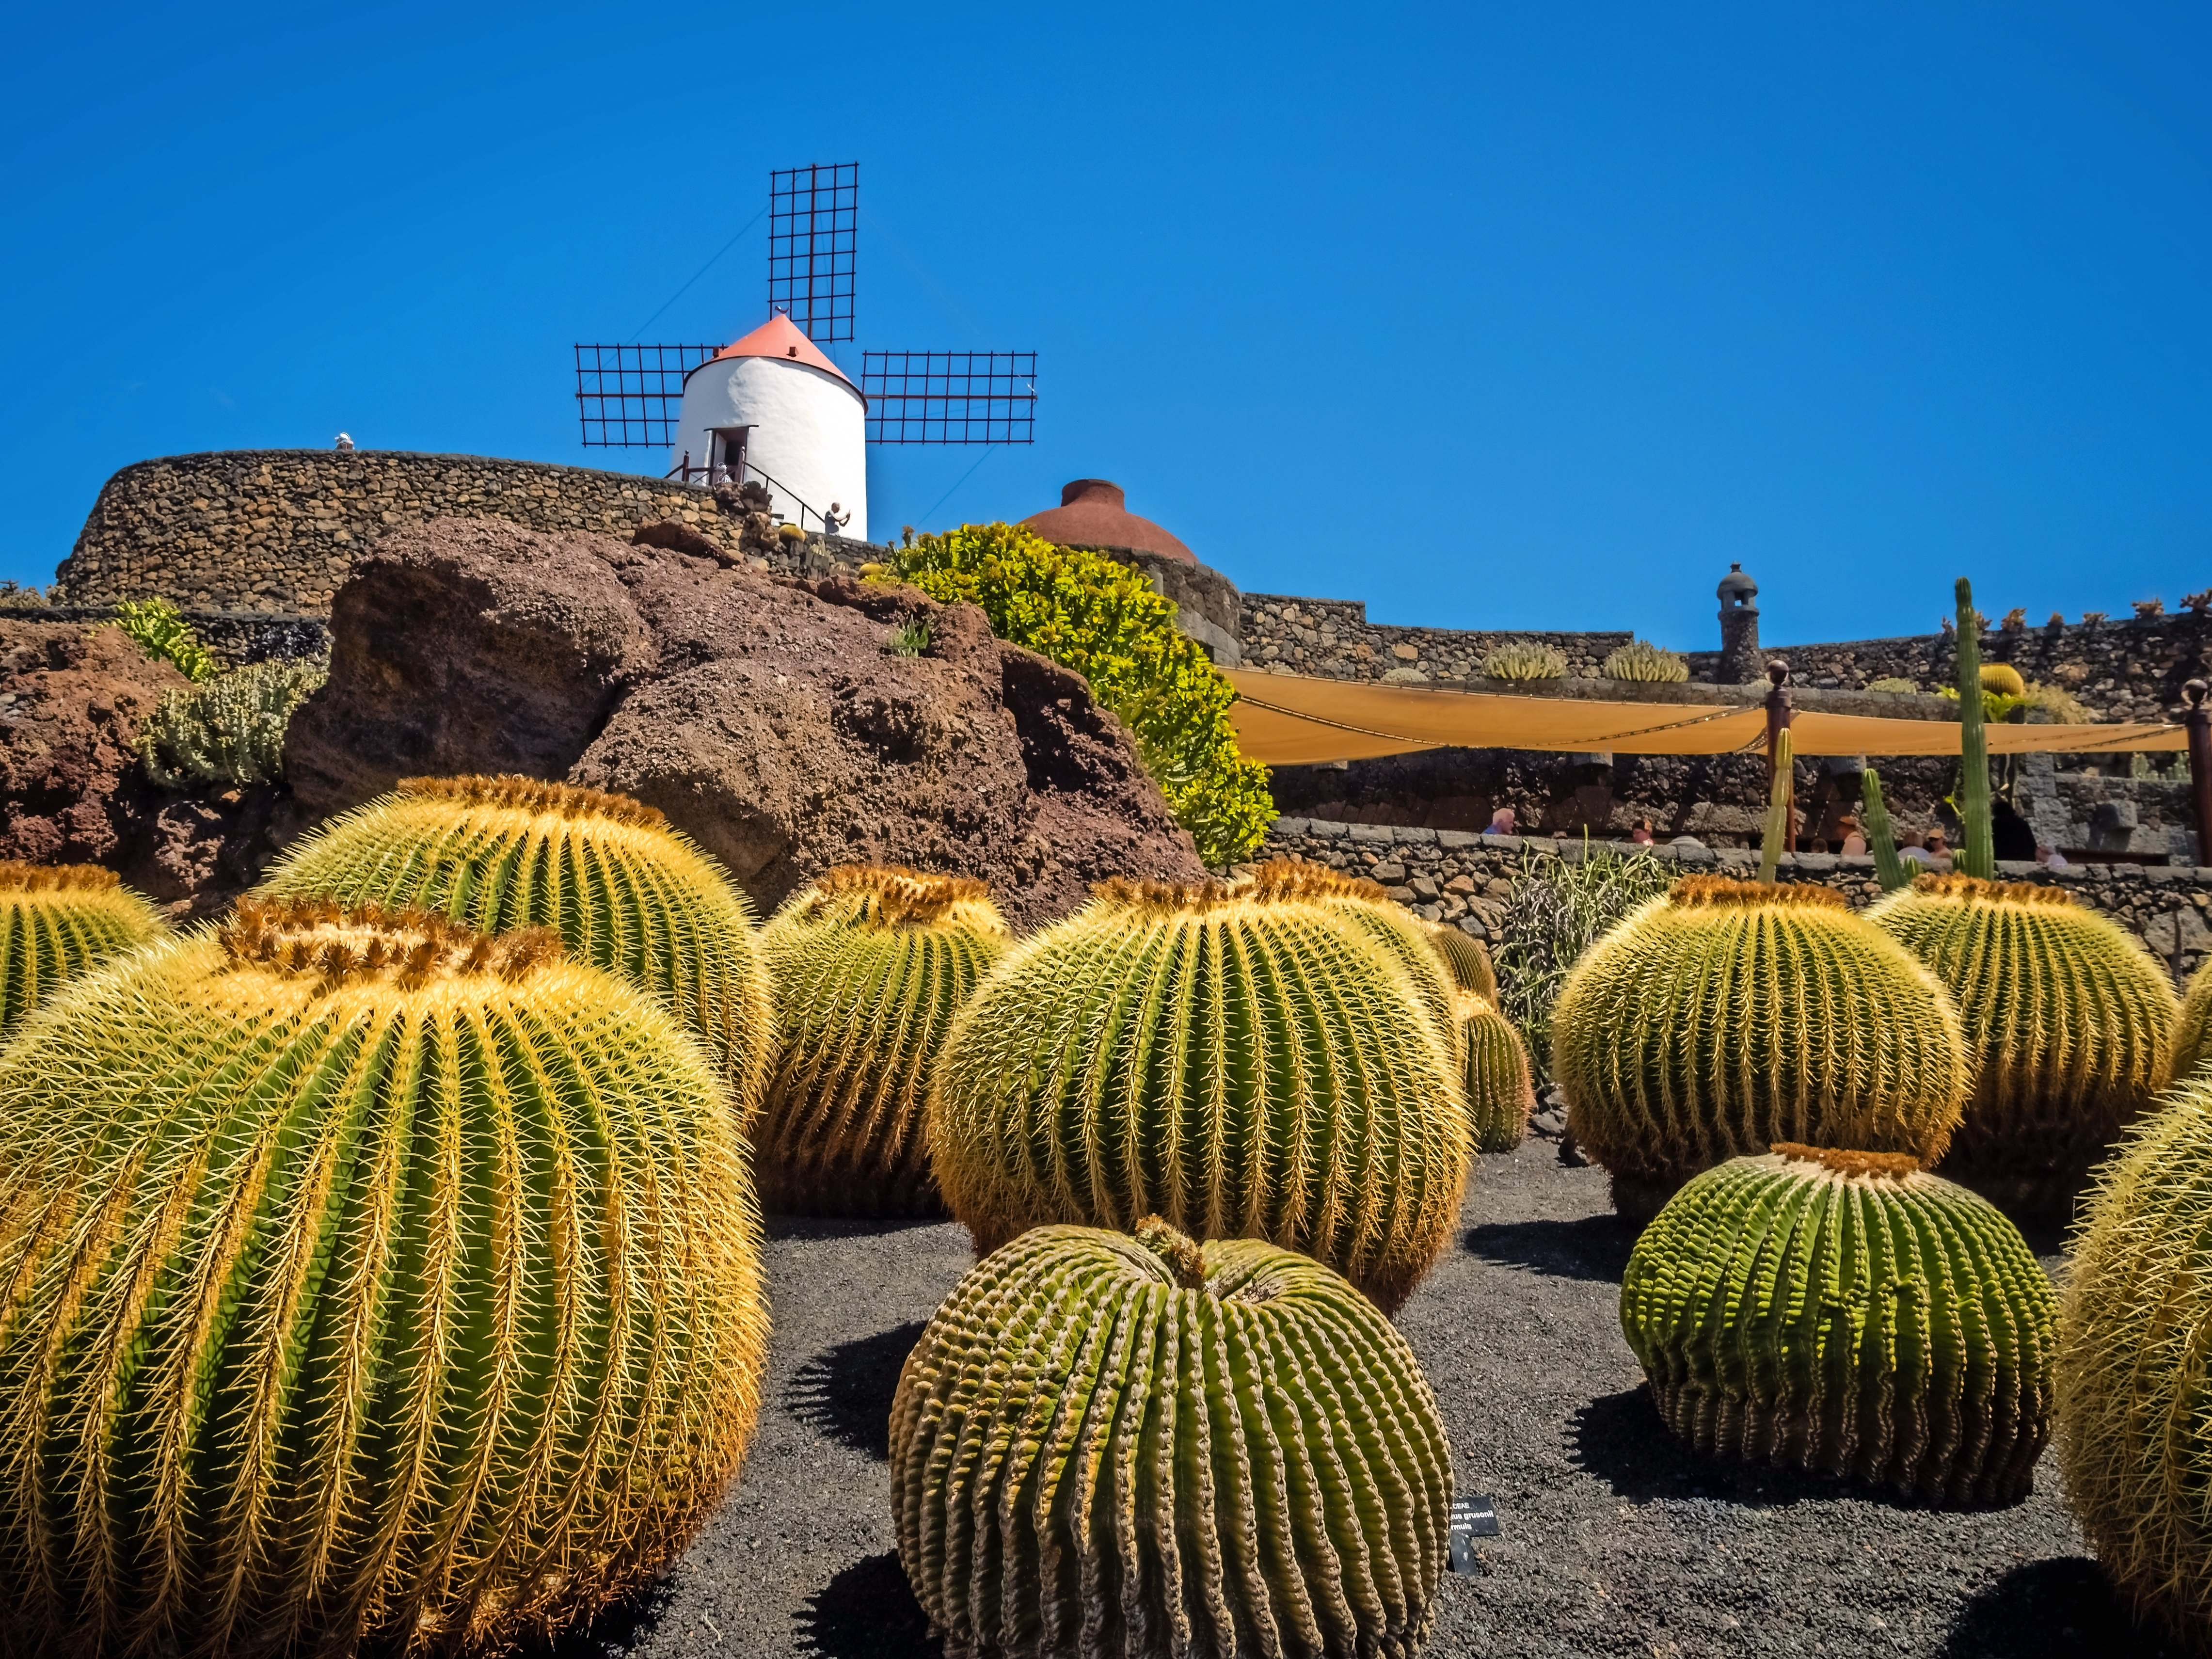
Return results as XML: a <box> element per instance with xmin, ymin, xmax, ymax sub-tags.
<box><xmin>1020</xmin><ymin>479</ymin><xmax>1196</xmax><ymax>566</ymax></box>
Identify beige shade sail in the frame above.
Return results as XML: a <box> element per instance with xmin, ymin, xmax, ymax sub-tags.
<box><xmin>1225</xmin><ymin>670</ymin><xmax>2188</xmax><ymax>766</ymax></box>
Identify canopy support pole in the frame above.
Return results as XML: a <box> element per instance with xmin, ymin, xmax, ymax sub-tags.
<box><xmin>1766</xmin><ymin>660</ymin><xmax>1796</xmax><ymax>852</ymax></box>
<box><xmin>2186</xmin><ymin>679</ymin><xmax>2212</xmax><ymax>870</ymax></box>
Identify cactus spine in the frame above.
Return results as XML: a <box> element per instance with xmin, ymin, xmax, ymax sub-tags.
<box><xmin>2058</xmin><ymin>1083</ymin><xmax>2212</xmax><ymax>1652</ymax></box>
<box><xmin>0</xmin><ymin>898</ymin><xmax>769</xmax><ymax>1658</ymax></box>
<box><xmin>1622</xmin><ymin>1145</ymin><xmax>2055</xmax><ymax>1503</ymax></box>
<box><xmin>929</xmin><ymin>870</ymin><xmax>1472</xmax><ymax>1311</ymax></box>
<box><xmin>1251</xmin><ymin>859</ymin><xmax>1460</xmax><ymax>1056</ymax></box>
<box><xmin>1552</xmin><ymin>876</ymin><xmax>1970</xmax><ymax>1220</ymax></box>
<box><xmin>1869</xmin><ymin>874</ymin><xmax>2178</xmax><ymax>1215</ymax></box>
<box><xmin>0</xmin><ymin>861</ymin><xmax>165</xmax><ymax>1038</ymax></box>
<box><xmin>1759</xmin><ymin>726</ymin><xmax>1794</xmax><ymax>886</ymax></box>
<box><xmin>2175</xmin><ymin>954</ymin><xmax>2212</xmax><ymax>1085</ymax></box>
<box><xmin>1861</xmin><ymin>766</ymin><xmax>1912</xmax><ymax>892</ymax></box>
<box><xmin>1955</xmin><ymin>577</ymin><xmax>1996</xmax><ymax>879</ymax></box>
<box><xmin>756</xmin><ymin>866</ymin><xmax>1010</xmax><ymax>1216</ymax></box>
<box><xmin>891</xmin><ymin>1220</ymin><xmax>1452</xmax><ymax>1659</ymax></box>
<box><xmin>255</xmin><ymin>774</ymin><xmax>775</xmax><ymax>1117</ymax></box>
<box><xmin>1460</xmin><ymin>990</ymin><xmax>1537</xmax><ymax>1151</ymax></box>
<box><xmin>1424</xmin><ymin>918</ymin><xmax>1498</xmax><ymax>1003</ymax></box>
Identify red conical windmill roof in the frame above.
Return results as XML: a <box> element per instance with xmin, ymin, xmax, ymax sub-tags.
<box><xmin>707</xmin><ymin>314</ymin><xmax>859</xmax><ymax>392</ymax></box>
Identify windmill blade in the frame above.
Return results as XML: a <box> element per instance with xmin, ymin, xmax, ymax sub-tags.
<box><xmin>862</xmin><ymin>351</ymin><xmax>1037</xmax><ymax>444</ymax></box>
<box><xmin>769</xmin><ymin>162</ymin><xmax>858</xmax><ymax>346</ymax></box>
<box><xmin>574</xmin><ymin>344</ymin><xmax>719</xmax><ymax>449</ymax></box>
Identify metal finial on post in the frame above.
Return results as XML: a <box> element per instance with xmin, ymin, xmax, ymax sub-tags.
<box><xmin>1765</xmin><ymin>660</ymin><xmax>1796</xmax><ymax>852</ymax></box>
<box><xmin>2185</xmin><ymin>679</ymin><xmax>2212</xmax><ymax>870</ymax></box>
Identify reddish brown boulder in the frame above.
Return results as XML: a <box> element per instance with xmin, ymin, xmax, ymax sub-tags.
<box><xmin>284</xmin><ymin>518</ymin><xmax>1201</xmax><ymax>925</ymax></box>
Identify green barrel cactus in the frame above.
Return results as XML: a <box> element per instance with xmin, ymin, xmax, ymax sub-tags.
<box><xmin>1425</xmin><ymin>916</ymin><xmax>1498</xmax><ymax>1003</ymax></box>
<box><xmin>0</xmin><ymin>861</ymin><xmax>164</xmax><ymax>1038</ymax></box>
<box><xmin>1249</xmin><ymin>859</ymin><xmax>1461</xmax><ymax>1056</ymax></box>
<box><xmin>0</xmin><ymin>897</ymin><xmax>769</xmax><ymax>1659</ymax></box>
<box><xmin>756</xmin><ymin>865</ymin><xmax>1011</xmax><ymax>1216</ymax></box>
<box><xmin>1461</xmin><ymin>989</ymin><xmax>1536</xmax><ymax>1151</ymax></box>
<box><xmin>891</xmin><ymin>1219</ymin><xmax>1452</xmax><ymax>1659</ymax></box>
<box><xmin>2059</xmin><ymin>1082</ymin><xmax>2212</xmax><ymax>1649</ymax></box>
<box><xmin>2176</xmin><ymin>955</ymin><xmax>2212</xmax><ymax>1085</ymax></box>
<box><xmin>256</xmin><ymin>773</ymin><xmax>775</xmax><ymax>1118</ymax></box>
<box><xmin>929</xmin><ymin>871</ymin><xmax>1472</xmax><ymax>1311</ymax></box>
<box><xmin>1553</xmin><ymin>875</ymin><xmax>1971</xmax><ymax>1221</ymax></box>
<box><xmin>1622</xmin><ymin>1144</ymin><xmax>2055</xmax><ymax>1503</ymax></box>
<box><xmin>1869</xmin><ymin>873</ymin><xmax>2178</xmax><ymax>1215</ymax></box>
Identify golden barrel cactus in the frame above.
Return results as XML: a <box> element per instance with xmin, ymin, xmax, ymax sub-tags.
<box><xmin>1425</xmin><ymin>917</ymin><xmax>1498</xmax><ymax>1002</ymax></box>
<box><xmin>891</xmin><ymin>1219</ymin><xmax>1452</xmax><ymax>1659</ymax></box>
<box><xmin>2177</xmin><ymin>955</ymin><xmax>2212</xmax><ymax>1084</ymax></box>
<box><xmin>0</xmin><ymin>861</ymin><xmax>164</xmax><ymax>1037</ymax></box>
<box><xmin>1460</xmin><ymin>989</ymin><xmax>1536</xmax><ymax>1151</ymax></box>
<box><xmin>1553</xmin><ymin>876</ymin><xmax>1970</xmax><ymax>1220</ymax></box>
<box><xmin>2059</xmin><ymin>1083</ymin><xmax>2212</xmax><ymax>1651</ymax></box>
<box><xmin>929</xmin><ymin>872</ymin><xmax>1471</xmax><ymax>1311</ymax></box>
<box><xmin>1869</xmin><ymin>874</ymin><xmax>2178</xmax><ymax>1215</ymax></box>
<box><xmin>255</xmin><ymin>773</ymin><xmax>775</xmax><ymax>1117</ymax></box>
<box><xmin>756</xmin><ymin>865</ymin><xmax>1010</xmax><ymax>1216</ymax></box>
<box><xmin>1249</xmin><ymin>859</ymin><xmax>1460</xmax><ymax>1054</ymax></box>
<box><xmin>1623</xmin><ymin>1144</ymin><xmax>2055</xmax><ymax>1503</ymax></box>
<box><xmin>0</xmin><ymin>898</ymin><xmax>768</xmax><ymax>1659</ymax></box>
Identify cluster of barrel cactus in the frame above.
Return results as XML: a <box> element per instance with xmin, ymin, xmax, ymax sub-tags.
<box><xmin>0</xmin><ymin>897</ymin><xmax>768</xmax><ymax>1658</ymax></box>
<box><xmin>0</xmin><ymin>860</ymin><xmax>165</xmax><ymax>1036</ymax></box>
<box><xmin>929</xmin><ymin>866</ymin><xmax>1472</xmax><ymax>1310</ymax></box>
<box><xmin>1553</xmin><ymin>875</ymin><xmax>1971</xmax><ymax>1218</ymax></box>
<box><xmin>892</xmin><ymin>1219</ymin><xmax>1452</xmax><ymax>1659</ymax></box>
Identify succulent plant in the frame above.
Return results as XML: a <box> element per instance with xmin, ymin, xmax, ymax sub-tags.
<box><xmin>0</xmin><ymin>897</ymin><xmax>768</xmax><ymax>1659</ymax></box>
<box><xmin>1425</xmin><ymin>916</ymin><xmax>1498</xmax><ymax>1002</ymax></box>
<box><xmin>1247</xmin><ymin>859</ymin><xmax>1460</xmax><ymax>1056</ymax></box>
<box><xmin>1460</xmin><ymin>990</ymin><xmax>1536</xmax><ymax>1151</ymax></box>
<box><xmin>1553</xmin><ymin>876</ymin><xmax>1970</xmax><ymax>1220</ymax></box>
<box><xmin>256</xmin><ymin>773</ymin><xmax>775</xmax><ymax>1117</ymax></box>
<box><xmin>929</xmin><ymin>870</ymin><xmax>1472</xmax><ymax>1310</ymax></box>
<box><xmin>138</xmin><ymin>655</ymin><xmax>329</xmax><ymax>787</ymax></box>
<box><xmin>1978</xmin><ymin>661</ymin><xmax>2028</xmax><ymax>699</ymax></box>
<box><xmin>1623</xmin><ymin>1144</ymin><xmax>2055</xmax><ymax>1503</ymax></box>
<box><xmin>0</xmin><ymin>861</ymin><xmax>165</xmax><ymax>1038</ymax></box>
<box><xmin>1868</xmin><ymin>874</ymin><xmax>2178</xmax><ymax>1216</ymax></box>
<box><xmin>1954</xmin><ymin>577</ymin><xmax>1997</xmax><ymax>878</ymax></box>
<box><xmin>756</xmin><ymin>865</ymin><xmax>1010</xmax><ymax>1216</ymax></box>
<box><xmin>891</xmin><ymin>1218</ymin><xmax>1452</xmax><ymax>1659</ymax></box>
<box><xmin>1600</xmin><ymin>638</ymin><xmax>1691</xmax><ymax>682</ymax></box>
<box><xmin>1758</xmin><ymin>727</ymin><xmax>1795</xmax><ymax>885</ymax></box>
<box><xmin>1860</xmin><ymin>766</ymin><xmax>1913</xmax><ymax>892</ymax></box>
<box><xmin>2059</xmin><ymin>1084</ymin><xmax>2212</xmax><ymax>1649</ymax></box>
<box><xmin>2175</xmin><ymin>955</ymin><xmax>2212</xmax><ymax>1084</ymax></box>
<box><xmin>1480</xmin><ymin>639</ymin><xmax>1570</xmax><ymax>681</ymax></box>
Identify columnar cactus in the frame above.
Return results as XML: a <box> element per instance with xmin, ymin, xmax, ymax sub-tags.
<box><xmin>757</xmin><ymin>865</ymin><xmax>1010</xmax><ymax>1216</ymax></box>
<box><xmin>891</xmin><ymin>1219</ymin><xmax>1452</xmax><ymax>1659</ymax></box>
<box><xmin>930</xmin><ymin>871</ymin><xmax>1472</xmax><ymax>1310</ymax></box>
<box><xmin>1869</xmin><ymin>874</ymin><xmax>2178</xmax><ymax>1215</ymax></box>
<box><xmin>0</xmin><ymin>898</ymin><xmax>769</xmax><ymax>1659</ymax></box>
<box><xmin>1425</xmin><ymin>917</ymin><xmax>1498</xmax><ymax>1003</ymax></box>
<box><xmin>0</xmin><ymin>861</ymin><xmax>164</xmax><ymax>1037</ymax></box>
<box><xmin>1622</xmin><ymin>1144</ymin><xmax>2055</xmax><ymax>1503</ymax></box>
<box><xmin>1553</xmin><ymin>876</ymin><xmax>1970</xmax><ymax>1220</ymax></box>
<box><xmin>2059</xmin><ymin>1082</ymin><xmax>2212</xmax><ymax>1649</ymax></box>
<box><xmin>1461</xmin><ymin>989</ymin><xmax>1536</xmax><ymax>1151</ymax></box>
<box><xmin>256</xmin><ymin>773</ymin><xmax>775</xmax><ymax>1117</ymax></box>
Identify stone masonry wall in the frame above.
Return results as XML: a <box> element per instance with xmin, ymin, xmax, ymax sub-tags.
<box><xmin>1257</xmin><ymin>817</ymin><xmax>2212</xmax><ymax>981</ymax></box>
<box><xmin>1240</xmin><ymin>593</ymin><xmax>1630</xmax><ymax>684</ymax></box>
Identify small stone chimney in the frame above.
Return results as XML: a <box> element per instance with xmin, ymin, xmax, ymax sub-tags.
<box><xmin>1717</xmin><ymin>564</ymin><xmax>1762</xmax><ymax>684</ymax></box>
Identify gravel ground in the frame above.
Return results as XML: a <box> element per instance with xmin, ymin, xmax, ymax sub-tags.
<box><xmin>554</xmin><ymin>1140</ymin><xmax>2178</xmax><ymax>1659</ymax></box>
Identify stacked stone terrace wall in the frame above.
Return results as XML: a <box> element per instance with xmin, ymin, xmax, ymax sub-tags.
<box><xmin>1257</xmin><ymin>817</ymin><xmax>2212</xmax><ymax>979</ymax></box>
<box><xmin>1240</xmin><ymin>593</ymin><xmax>1630</xmax><ymax>683</ymax></box>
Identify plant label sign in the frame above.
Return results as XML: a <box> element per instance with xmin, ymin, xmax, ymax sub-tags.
<box><xmin>1448</xmin><ymin>1495</ymin><xmax>1500</xmax><ymax>1573</ymax></box>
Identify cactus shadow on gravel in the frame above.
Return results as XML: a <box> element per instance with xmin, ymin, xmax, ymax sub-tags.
<box><xmin>1570</xmin><ymin>1385</ymin><xmax>2031</xmax><ymax>1512</ymax></box>
<box><xmin>536</xmin><ymin>1582</ymin><xmax>674</xmax><ymax>1658</ymax></box>
<box><xmin>796</xmin><ymin>1552</ymin><xmax>941</xmax><ymax>1658</ymax></box>
<box><xmin>1936</xmin><ymin>1557</ymin><xmax>2179</xmax><ymax>1658</ymax></box>
<box><xmin>1464</xmin><ymin>1212</ymin><xmax>1640</xmax><ymax>1282</ymax></box>
<box><xmin>785</xmin><ymin>1321</ymin><xmax>929</xmax><ymax>1460</ymax></box>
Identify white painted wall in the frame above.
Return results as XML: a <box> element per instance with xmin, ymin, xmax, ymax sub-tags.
<box><xmin>670</xmin><ymin>357</ymin><xmax>868</xmax><ymax>541</ymax></box>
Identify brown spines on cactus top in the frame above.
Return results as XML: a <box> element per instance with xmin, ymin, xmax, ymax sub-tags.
<box><xmin>395</xmin><ymin>772</ymin><xmax>667</xmax><ymax>828</ymax></box>
<box><xmin>1770</xmin><ymin>1143</ymin><xmax>1922</xmax><ymax>1180</ymax></box>
<box><xmin>1667</xmin><ymin>874</ymin><xmax>1848</xmax><ymax>910</ymax></box>
<box><xmin>1088</xmin><ymin>874</ymin><xmax>1249</xmax><ymax>911</ymax></box>
<box><xmin>1906</xmin><ymin>872</ymin><xmax>2075</xmax><ymax>908</ymax></box>
<box><xmin>217</xmin><ymin>895</ymin><xmax>564</xmax><ymax>985</ymax></box>
<box><xmin>0</xmin><ymin>861</ymin><xmax>123</xmax><ymax>894</ymax></box>
<box><xmin>1238</xmin><ymin>857</ymin><xmax>1392</xmax><ymax>905</ymax></box>
<box><xmin>789</xmin><ymin>864</ymin><xmax>1004</xmax><ymax>929</ymax></box>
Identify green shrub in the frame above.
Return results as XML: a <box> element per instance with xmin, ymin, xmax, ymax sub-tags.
<box><xmin>112</xmin><ymin>595</ymin><xmax>218</xmax><ymax>682</ymax></box>
<box><xmin>887</xmin><ymin>522</ymin><xmax>1271</xmax><ymax>865</ymax></box>
<box><xmin>1599</xmin><ymin>638</ymin><xmax>1689</xmax><ymax>682</ymax></box>
<box><xmin>138</xmin><ymin>656</ymin><xmax>328</xmax><ymax>787</ymax></box>
<box><xmin>0</xmin><ymin>580</ymin><xmax>56</xmax><ymax>611</ymax></box>
<box><xmin>1481</xmin><ymin>639</ymin><xmax>1570</xmax><ymax>680</ymax></box>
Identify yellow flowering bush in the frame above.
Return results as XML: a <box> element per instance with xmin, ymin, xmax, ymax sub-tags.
<box><xmin>887</xmin><ymin>522</ymin><xmax>1272</xmax><ymax>865</ymax></box>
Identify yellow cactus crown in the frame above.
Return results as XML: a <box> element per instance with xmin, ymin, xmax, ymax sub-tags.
<box><xmin>785</xmin><ymin>864</ymin><xmax>1007</xmax><ymax>932</ymax></box>
<box><xmin>1770</xmin><ymin>1141</ymin><xmax>1922</xmax><ymax>1181</ymax></box>
<box><xmin>1903</xmin><ymin>872</ymin><xmax>2075</xmax><ymax>908</ymax></box>
<box><xmin>396</xmin><ymin>772</ymin><xmax>666</xmax><ymax>827</ymax></box>
<box><xmin>1666</xmin><ymin>875</ymin><xmax>1849</xmax><ymax>911</ymax></box>
<box><xmin>217</xmin><ymin>895</ymin><xmax>564</xmax><ymax>986</ymax></box>
<box><xmin>0</xmin><ymin>861</ymin><xmax>124</xmax><ymax>895</ymax></box>
<box><xmin>1087</xmin><ymin>859</ymin><xmax>1394</xmax><ymax>917</ymax></box>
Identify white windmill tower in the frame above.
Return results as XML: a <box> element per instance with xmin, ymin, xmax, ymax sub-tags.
<box><xmin>574</xmin><ymin>163</ymin><xmax>1036</xmax><ymax>542</ymax></box>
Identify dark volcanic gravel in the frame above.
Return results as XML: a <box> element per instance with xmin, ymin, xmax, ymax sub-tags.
<box><xmin>553</xmin><ymin>1141</ymin><xmax>2179</xmax><ymax>1659</ymax></box>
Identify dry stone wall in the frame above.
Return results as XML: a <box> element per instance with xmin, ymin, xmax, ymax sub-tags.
<box><xmin>1240</xmin><ymin>593</ymin><xmax>1629</xmax><ymax>683</ymax></box>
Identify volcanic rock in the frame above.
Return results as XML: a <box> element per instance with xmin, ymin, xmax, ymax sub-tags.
<box><xmin>283</xmin><ymin>518</ymin><xmax>1202</xmax><ymax>925</ymax></box>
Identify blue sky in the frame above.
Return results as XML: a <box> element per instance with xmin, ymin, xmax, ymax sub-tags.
<box><xmin>3</xmin><ymin>3</ymin><xmax>2207</xmax><ymax>650</ymax></box>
